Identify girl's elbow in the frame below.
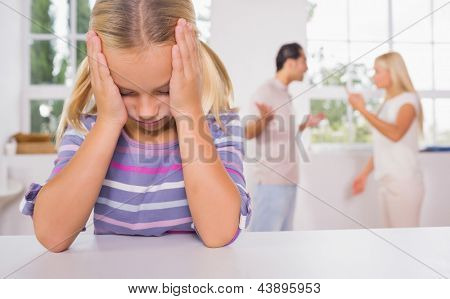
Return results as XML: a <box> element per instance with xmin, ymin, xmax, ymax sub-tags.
<box><xmin>202</xmin><ymin>227</ymin><xmax>239</xmax><ymax>248</ymax></box>
<box><xmin>34</xmin><ymin>225</ymin><xmax>72</xmax><ymax>253</ymax></box>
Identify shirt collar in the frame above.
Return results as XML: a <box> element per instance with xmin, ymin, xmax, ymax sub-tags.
<box><xmin>273</xmin><ymin>77</ymin><xmax>289</xmax><ymax>91</ymax></box>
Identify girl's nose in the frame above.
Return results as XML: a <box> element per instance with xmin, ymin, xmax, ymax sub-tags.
<box><xmin>138</xmin><ymin>95</ymin><xmax>160</xmax><ymax>120</ymax></box>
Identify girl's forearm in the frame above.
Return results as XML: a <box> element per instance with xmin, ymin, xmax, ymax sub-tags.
<box><xmin>176</xmin><ymin>112</ymin><xmax>241</xmax><ymax>248</ymax></box>
<box><xmin>33</xmin><ymin>120</ymin><xmax>122</xmax><ymax>252</ymax></box>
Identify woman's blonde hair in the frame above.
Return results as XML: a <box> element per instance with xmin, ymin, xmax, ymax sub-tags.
<box><xmin>56</xmin><ymin>0</ymin><xmax>234</xmax><ymax>144</ymax></box>
<box><xmin>375</xmin><ymin>51</ymin><xmax>423</xmax><ymax>131</ymax></box>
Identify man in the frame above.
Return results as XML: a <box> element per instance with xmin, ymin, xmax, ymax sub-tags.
<box><xmin>245</xmin><ymin>42</ymin><xmax>323</xmax><ymax>232</ymax></box>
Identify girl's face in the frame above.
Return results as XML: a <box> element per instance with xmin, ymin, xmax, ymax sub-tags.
<box><xmin>373</xmin><ymin>62</ymin><xmax>392</xmax><ymax>89</ymax></box>
<box><xmin>103</xmin><ymin>45</ymin><xmax>174</xmax><ymax>134</ymax></box>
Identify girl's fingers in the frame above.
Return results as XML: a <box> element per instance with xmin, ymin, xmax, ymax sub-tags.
<box><xmin>172</xmin><ymin>44</ymin><xmax>183</xmax><ymax>75</ymax></box>
<box><xmin>185</xmin><ymin>23</ymin><xmax>200</xmax><ymax>72</ymax></box>
<box><xmin>97</xmin><ymin>52</ymin><xmax>111</xmax><ymax>82</ymax></box>
<box><xmin>175</xmin><ymin>19</ymin><xmax>192</xmax><ymax>77</ymax></box>
<box><xmin>88</xmin><ymin>33</ymin><xmax>101</xmax><ymax>86</ymax></box>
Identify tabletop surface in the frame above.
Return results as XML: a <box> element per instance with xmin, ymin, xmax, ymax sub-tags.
<box><xmin>1</xmin><ymin>227</ymin><xmax>449</xmax><ymax>278</ymax></box>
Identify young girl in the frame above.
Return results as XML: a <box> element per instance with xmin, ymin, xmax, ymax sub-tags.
<box><xmin>349</xmin><ymin>52</ymin><xmax>424</xmax><ymax>228</ymax></box>
<box><xmin>20</xmin><ymin>0</ymin><xmax>251</xmax><ymax>252</ymax></box>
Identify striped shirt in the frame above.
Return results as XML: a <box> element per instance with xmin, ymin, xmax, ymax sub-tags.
<box><xmin>20</xmin><ymin>112</ymin><xmax>251</xmax><ymax>245</ymax></box>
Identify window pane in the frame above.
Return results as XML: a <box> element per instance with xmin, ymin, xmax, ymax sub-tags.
<box><xmin>348</xmin><ymin>0</ymin><xmax>388</xmax><ymax>41</ymax></box>
<box><xmin>434</xmin><ymin>44</ymin><xmax>450</xmax><ymax>90</ymax></box>
<box><xmin>308</xmin><ymin>41</ymin><xmax>349</xmax><ymax>86</ymax></box>
<box><xmin>435</xmin><ymin>98</ymin><xmax>450</xmax><ymax>145</ymax></box>
<box><xmin>310</xmin><ymin>99</ymin><xmax>350</xmax><ymax>143</ymax></box>
<box><xmin>76</xmin><ymin>40</ymin><xmax>87</xmax><ymax>68</ymax></box>
<box><xmin>76</xmin><ymin>0</ymin><xmax>95</xmax><ymax>33</ymax></box>
<box><xmin>31</xmin><ymin>0</ymin><xmax>70</xmax><ymax>34</ymax></box>
<box><xmin>349</xmin><ymin>42</ymin><xmax>390</xmax><ymax>89</ymax></box>
<box><xmin>392</xmin><ymin>0</ymin><xmax>432</xmax><ymax>42</ymax></box>
<box><xmin>433</xmin><ymin>0</ymin><xmax>450</xmax><ymax>42</ymax></box>
<box><xmin>30</xmin><ymin>99</ymin><xmax>65</xmax><ymax>135</ymax></box>
<box><xmin>30</xmin><ymin>39</ymin><xmax>70</xmax><ymax>85</ymax></box>
<box><xmin>307</xmin><ymin>0</ymin><xmax>348</xmax><ymax>41</ymax></box>
<box><xmin>349</xmin><ymin>42</ymin><xmax>390</xmax><ymax>68</ymax></box>
<box><xmin>193</xmin><ymin>0</ymin><xmax>212</xmax><ymax>42</ymax></box>
<box><xmin>393</xmin><ymin>43</ymin><xmax>433</xmax><ymax>90</ymax></box>
<box><xmin>421</xmin><ymin>98</ymin><xmax>434</xmax><ymax>147</ymax></box>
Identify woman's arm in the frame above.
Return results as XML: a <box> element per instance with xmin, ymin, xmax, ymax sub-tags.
<box><xmin>348</xmin><ymin>93</ymin><xmax>416</xmax><ymax>142</ymax></box>
<box><xmin>33</xmin><ymin>31</ymin><xmax>127</xmax><ymax>252</ymax></box>
<box><xmin>360</xmin><ymin>156</ymin><xmax>374</xmax><ymax>177</ymax></box>
<box><xmin>352</xmin><ymin>156</ymin><xmax>374</xmax><ymax>196</ymax></box>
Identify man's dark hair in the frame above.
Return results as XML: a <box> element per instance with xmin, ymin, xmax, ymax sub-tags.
<box><xmin>276</xmin><ymin>43</ymin><xmax>303</xmax><ymax>72</ymax></box>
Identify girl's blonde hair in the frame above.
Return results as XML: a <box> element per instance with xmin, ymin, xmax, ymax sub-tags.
<box><xmin>375</xmin><ymin>51</ymin><xmax>423</xmax><ymax>131</ymax></box>
<box><xmin>56</xmin><ymin>0</ymin><xmax>234</xmax><ymax>144</ymax></box>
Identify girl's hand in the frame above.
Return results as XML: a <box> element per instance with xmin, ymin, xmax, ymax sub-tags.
<box><xmin>86</xmin><ymin>31</ymin><xmax>128</xmax><ymax>127</ymax></box>
<box><xmin>347</xmin><ymin>92</ymin><xmax>366</xmax><ymax>112</ymax></box>
<box><xmin>352</xmin><ymin>173</ymin><xmax>367</xmax><ymax>196</ymax></box>
<box><xmin>170</xmin><ymin>19</ymin><xmax>203</xmax><ymax>119</ymax></box>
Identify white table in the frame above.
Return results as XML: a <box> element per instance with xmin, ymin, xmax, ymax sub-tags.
<box><xmin>1</xmin><ymin>227</ymin><xmax>449</xmax><ymax>278</ymax></box>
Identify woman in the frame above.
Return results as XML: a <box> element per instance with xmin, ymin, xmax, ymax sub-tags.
<box><xmin>349</xmin><ymin>52</ymin><xmax>424</xmax><ymax>228</ymax></box>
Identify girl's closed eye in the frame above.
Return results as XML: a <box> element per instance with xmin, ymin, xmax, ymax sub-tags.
<box><xmin>119</xmin><ymin>89</ymin><xmax>137</xmax><ymax>97</ymax></box>
<box><xmin>156</xmin><ymin>88</ymin><xmax>170</xmax><ymax>96</ymax></box>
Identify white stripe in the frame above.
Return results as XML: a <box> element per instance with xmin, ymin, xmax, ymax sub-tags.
<box><xmin>239</xmin><ymin>214</ymin><xmax>247</xmax><ymax>230</ymax></box>
<box><xmin>214</xmin><ymin>135</ymin><xmax>243</xmax><ymax>145</ymax></box>
<box><xmin>225</xmin><ymin>119</ymin><xmax>242</xmax><ymax>127</ymax></box>
<box><xmin>19</xmin><ymin>198</ymin><xmax>26</xmax><ymax>213</ymax></box>
<box><xmin>212</xmin><ymin>119</ymin><xmax>241</xmax><ymax>128</ymax></box>
<box><xmin>63</xmin><ymin>129</ymin><xmax>86</xmax><ymax>140</ymax></box>
<box><xmin>96</xmin><ymin>197</ymin><xmax>188</xmax><ymax>212</ymax></box>
<box><xmin>103</xmin><ymin>179</ymin><xmax>185</xmax><ymax>193</ymax></box>
<box><xmin>236</xmin><ymin>183</ymin><xmax>249</xmax><ymax>195</ymax></box>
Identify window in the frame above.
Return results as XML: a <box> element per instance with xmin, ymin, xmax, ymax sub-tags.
<box><xmin>25</xmin><ymin>0</ymin><xmax>95</xmax><ymax>135</ymax></box>
<box><xmin>306</xmin><ymin>0</ymin><xmax>450</xmax><ymax>146</ymax></box>
<box><xmin>23</xmin><ymin>0</ymin><xmax>212</xmax><ymax>135</ymax></box>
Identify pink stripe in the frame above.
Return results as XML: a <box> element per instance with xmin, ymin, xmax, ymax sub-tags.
<box><xmin>225</xmin><ymin>167</ymin><xmax>246</xmax><ymax>183</ymax></box>
<box><xmin>222</xmin><ymin>161</ymin><xmax>243</xmax><ymax>172</ymax></box>
<box><xmin>110</xmin><ymin>160</ymin><xmax>182</xmax><ymax>174</ymax></box>
<box><xmin>58</xmin><ymin>144</ymin><xmax>80</xmax><ymax>152</ymax></box>
<box><xmin>50</xmin><ymin>166</ymin><xmax>62</xmax><ymax>176</ymax></box>
<box><xmin>94</xmin><ymin>214</ymin><xmax>193</xmax><ymax>230</ymax></box>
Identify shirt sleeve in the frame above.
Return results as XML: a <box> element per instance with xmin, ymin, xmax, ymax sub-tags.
<box><xmin>191</xmin><ymin>111</ymin><xmax>252</xmax><ymax>246</ymax></box>
<box><xmin>19</xmin><ymin>115</ymin><xmax>95</xmax><ymax>218</ymax></box>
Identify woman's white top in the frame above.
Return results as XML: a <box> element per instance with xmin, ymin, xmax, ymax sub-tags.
<box><xmin>373</xmin><ymin>92</ymin><xmax>422</xmax><ymax>180</ymax></box>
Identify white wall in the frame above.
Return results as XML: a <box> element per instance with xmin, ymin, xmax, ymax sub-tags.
<box><xmin>209</xmin><ymin>0</ymin><xmax>308</xmax><ymax>115</ymax></box>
